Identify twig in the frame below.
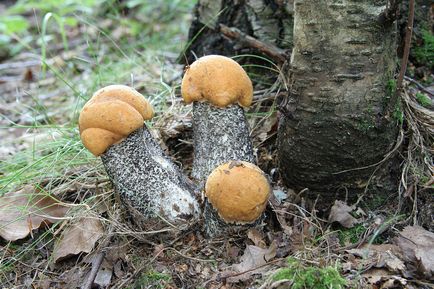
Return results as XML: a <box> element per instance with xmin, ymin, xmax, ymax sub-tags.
<box><xmin>396</xmin><ymin>0</ymin><xmax>415</xmax><ymax>92</ymax></box>
<box><xmin>82</xmin><ymin>251</ymin><xmax>106</xmax><ymax>289</ymax></box>
<box><xmin>220</xmin><ymin>258</ymin><xmax>285</xmax><ymax>281</ymax></box>
<box><xmin>219</xmin><ymin>24</ymin><xmax>287</xmax><ymax>64</ymax></box>
<box><xmin>81</xmin><ymin>223</ymin><xmax>115</xmax><ymax>289</ymax></box>
<box><xmin>404</xmin><ymin>76</ymin><xmax>434</xmax><ymax>98</ymax></box>
<box><xmin>165</xmin><ymin>247</ymin><xmax>215</xmax><ymax>263</ymax></box>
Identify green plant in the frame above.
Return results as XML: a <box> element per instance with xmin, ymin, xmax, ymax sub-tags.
<box><xmin>8</xmin><ymin>0</ymin><xmax>103</xmax><ymax>17</ymax></box>
<box><xmin>0</xmin><ymin>0</ymin><xmax>103</xmax><ymax>57</ymax></box>
<box><xmin>40</xmin><ymin>12</ymin><xmax>70</xmax><ymax>75</ymax></box>
<box><xmin>388</xmin><ymin>79</ymin><xmax>403</xmax><ymax>125</ymax></box>
<box><xmin>134</xmin><ymin>270</ymin><xmax>172</xmax><ymax>289</ymax></box>
<box><xmin>393</xmin><ymin>101</ymin><xmax>404</xmax><ymax>125</ymax></box>
<box><xmin>273</xmin><ymin>258</ymin><xmax>347</xmax><ymax>289</ymax></box>
<box><xmin>0</xmin><ymin>15</ymin><xmax>31</xmax><ymax>57</ymax></box>
<box><xmin>0</xmin><ymin>15</ymin><xmax>29</xmax><ymax>35</ymax></box>
<box><xmin>126</xmin><ymin>0</ymin><xmax>194</xmax><ymax>23</ymax></box>
<box><xmin>413</xmin><ymin>29</ymin><xmax>434</xmax><ymax>66</ymax></box>
<box><xmin>384</xmin><ymin>79</ymin><xmax>402</xmax><ymax>125</ymax></box>
<box><xmin>416</xmin><ymin>92</ymin><xmax>431</xmax><ymax>107</ymax></box>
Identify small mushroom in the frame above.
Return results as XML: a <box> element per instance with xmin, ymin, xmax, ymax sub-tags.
<box><xmin>204</xmin><ymin>160</ymin><xmax>271</xmax><ymax>237</ymax></box>
<box><xmin>181</xmin><ymin>55</ymin><xmax>255</xmax><ymax>186</ymax></box>
<box><xmin>79</xmin><ymin>85</ymin><xmax>200</xmax><ymax>228</ymax></box>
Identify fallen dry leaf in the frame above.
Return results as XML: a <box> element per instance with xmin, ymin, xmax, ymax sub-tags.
<box><xmin>362</xmin><ymin>268</ymin><xmax>408</xmax><ymax>288</ymax></box>
<box><xmin>247</xmin><ymin>228</ymin><xmax>266</xmax><ymax>248</ymax></box>
<box><xmin>225</xmin><ymin>242</ymin><xmax>241</xmax><ymax>260</ymax></box>
<box><xmin>228</xmin><ymin>241</ymin><xmax>277</xmax><ymax>282</ymax></box>
<box><xmin>394</xmin><ymin>225</ymin><xmax>434</xmax><ymax>279</ymax></box>
<box><xmin>233</xmin><ymin>241</ymin><xmax>277</xmax><ymax>272</ymax></box>
<box><xmin>0</xmin><ymin>186</ymin><xmax>69</xmax><ymax>241</ymax></box>
<box><xmin>328</xmin><ymin>200</ymin><xmax>359</xmax><ymax>228</ymax></box>
<box><xmin>347</xmin><ymin>244</ymin><xmax>405</xmax><ymax>272</ymax></box>
<box><xmin>52</xmin><ymin>217</ymin><xmax>104</xmax><ymax>262</ymax></box>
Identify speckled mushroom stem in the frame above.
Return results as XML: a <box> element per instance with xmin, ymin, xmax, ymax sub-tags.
<box><xmin>101</xmin><ymin>126</ymin><xmax>201</xmax><ymax>229</ymax></box>
<box><xmin>191</xmin><ymin>102</ymin><xmax>255</xmax><ymax>185</ymax></box>
<box><xmin>203</xmin><ymin>202</ymin><xmax>264</xmax><ymax>238</ymax></box>
<box><xmin>192</xmin><ymin>103</ymin><xmax>257</xmax><ymax>237</ymax></box>
<box><xmin>203</xmin><ymin>203</ymin><xmax>243</xmax><ymax>237</ymax></box>
<box><xmin>181</xmin><ymin>55</ymin><xmax>264</xmax><ymax>237</ymax></box>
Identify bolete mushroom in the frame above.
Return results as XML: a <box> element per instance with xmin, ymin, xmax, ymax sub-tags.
<box><xmin>79</xmin><ymin>85</ymin><xmax>200</xmax><ymax>228</ymax></box>
<box><xmin>204</xmin><ymin>160</ymin><xmax>271</xmax><ymax>237</ymax></box>
<box><xmin>181</xmin><ymin>55</ymin><xmax>255</xmax><ymax>186</ymax></box>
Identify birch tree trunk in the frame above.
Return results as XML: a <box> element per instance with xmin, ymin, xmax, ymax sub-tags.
<box><xmin>277</xmin><ymin>0</ymin><xmax>399</xmax><ymax>195</ymax></box>
<box><xmin>185</xmin><ymin>0</ymin><xmax>400</xmax><ymax>199</ymax></box>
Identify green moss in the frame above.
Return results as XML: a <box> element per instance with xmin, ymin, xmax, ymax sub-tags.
<box><xmin>384</xmin><ymin>79</ymin><xmax>402</xmax><ymax>125</ymax></box>
<box><xmin>357</xmin><ymin>119</ymin><xmax>375</xmax><ymax>133</ymax></box>
<box><xmin>358</xmin><ymin>188</ymin><xmax>396</xmax><ymax>221</ymax></box>
<box><xmin>416</xmin><ymin>92</ymin><xmax>431</xmax><ymax>107</ymax></box>
<box><xmin>386</xmin><ymin>79</ymin><xmax>396</xmax><ymax>97</ymax></box>
<box><xmin>134</xmin><ymin>270</ymin><xmax>171</xmax><ymax>289</ymax></box>
<box><xmin>338</xmin><ymin>224</ymin><xmax>365</xmax><ymax>245</ymax></box>
<box><xmin>273</xmin><ymin>258</ymin><xmax>346</xmax><ymax>289</ymax></box>
<box><xmin>388</xmin><ymin>78</ymin><xmax>403</xmax><ymax>124</ymax></box>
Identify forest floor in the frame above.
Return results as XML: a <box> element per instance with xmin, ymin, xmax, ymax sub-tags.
<box><xmin>0</xmin><ymin>1</ymin><xmax>433</xmax><ymax>288</ymax></box>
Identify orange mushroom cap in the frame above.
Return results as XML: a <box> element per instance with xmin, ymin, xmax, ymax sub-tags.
<box><xmin>181</xmin><ymin>55</ymin><xmax>253</xmax><ymax>108</ymax></box>
<box><xmin>205</xmin><ymin>161</ymin><xmax>271</xmax><ymax>224</ymax></box>
<box><xmin>79</xmin><ymin>85</ymin><xmax>154</xmax><ymax>156</ymax></box>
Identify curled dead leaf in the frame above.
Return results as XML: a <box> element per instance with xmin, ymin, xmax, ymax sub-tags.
<box><xmin>0</xmin><ymin>185</ymin><xmax>69</xmax><ymax>241</ymax></box>
<box><xmin>328</xmin><ymin>200</ymin><xmax>360</xmax><ymax>228</ymax></box>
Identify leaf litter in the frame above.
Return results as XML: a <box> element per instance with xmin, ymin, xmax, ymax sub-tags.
<box><xmin>228</xmin><ymin>240</ymin><xmax>277</xmax><ymax>283</ymax></box>
<box><xmin>52</xmin><ymin>216</ymin><xmax>104</xmax><ymax>263</ymax></box>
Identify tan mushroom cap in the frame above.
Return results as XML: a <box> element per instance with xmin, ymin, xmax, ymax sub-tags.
<box><xmin>205</xmin><ymin>161</ymin><xmax>271</xmax><ymax>224</ymax></box>
<box><xmin>79</xmin><ymin>85</ymin><xmax>154</xmax><ymax>156</ymax></box>
<box><xmin>181</xmin><ymin>55</ymin><xmax>253</xmax><ymax>108</ymax></box>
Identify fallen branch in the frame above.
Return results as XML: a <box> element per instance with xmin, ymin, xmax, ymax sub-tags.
<box><xmin>82</xmin><ymin>251</ymin><xmax>105</xmax><ymax>289</ymax></box>
<box><xmin>219</xmin><ymin>24</ymin><xmax>287</xmax><ymax>65</ymax></box>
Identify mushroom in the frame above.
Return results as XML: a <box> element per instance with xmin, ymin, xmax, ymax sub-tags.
<box><xmin>79</xmin><ymin>85</ymin><xmax>200</xmax><ymax>228</ymax></box>
<box><xmin>204</xmin><ymin>160</ymin><xmax>271</xmax><ymax>237</ymax></box>
<box><xmin>181</xmin><ymin>55</ymin><xmax>255</xmax><ymax>186</ymax></box>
